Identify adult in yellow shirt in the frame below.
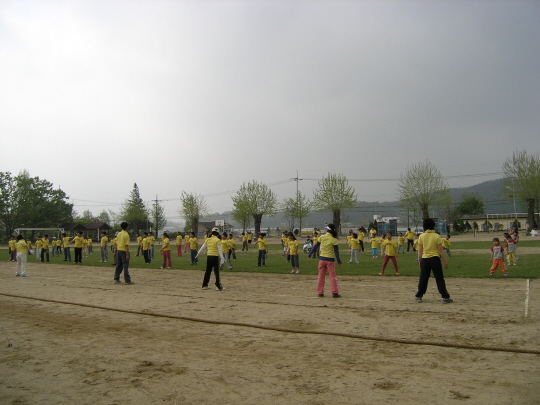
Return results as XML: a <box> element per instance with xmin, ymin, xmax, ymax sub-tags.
<box><xmin>405</xmin><ymin>228</ymin><xmax>416</xmax><ymax>252</ymax></box>
<box><xmin>159</xmin><ymin>232</ymin><xmax>172</xmax><ymax>269</ymax></box>
<box><xmin>62</xmin><ymin>233</ymin><xmax>72</xmax><ymax>261</ymax></box>
<box><xmin>189</xmin><ymin>232</ymin><xmax>199</xmax><ymax>265</ymax></box>
<box><xmin>196</xmin><ymin>227</ymin><xmax>225</xmax><ymax>290</ymax></box>
<box><xmin>114</xmin><ymin>222</ymin><xmax>134</xmax><ymax>284</ymax></box>
<box><xmin>142</xmin><ymin>232</ymin><xmax>152</xmax><ymax>264</ymax></box>
<box><xmin>15</xmin><ymin>235</ymin><xmax>30</xmax><ymax>277</ymax></box>
<box><xmin>176</xmin><ymin>233</ymin><xmax>183</xmax><ymax>257</ymax></box>
<box><xmin>415</xmin><ymin>218</ymin><xmax>452</xmax><ymax>304</ymax></box>
<box><xmin>308</xmin><ymin>224</ymin><xmax>342</xmax><ymax>298</ymax></box>
<box><xmin>69</xmin><ymin>231</ymin><xmax>84</xmax><ymax>264</ymax></box>
<box><xmin>100</xmin><ymin>231</ymin><xmax>109</xmax><ymax>262</ymax></box>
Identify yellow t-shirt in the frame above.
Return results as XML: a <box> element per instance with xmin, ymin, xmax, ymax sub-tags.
<box><xmin>247</xmin><ymin>233</ymin><xmax>252</xmax><ymax>241</ymax></box>
<box><xmin>288</xmin><ymin>240</ymin><xmax>298</xmax><ymax>255</ymax></box>
<box><xmin>176</xmin><ymin>235</ymin><xmax>182</xmax><ymax>245</ymax></box>
<box><xmin>398</xmin><ymin>236</ymin><xmax>405</xmax><ymax>245</ymax></box>
<box><xmin>16</xmin><ymin>240</ymin><xmax>29</xmax><ymax>254</ymax></box>
<box><xmin>358</xmin><ymin>231</ymin><xmax>365</xmax><ymax>240</ymax></box>
<box><xmin>228</xmin><ymin>238</ymin><xmax>236</xmax><ymax>249</ymax></box>
<box><xmin>137</xmin><ymin>236</ymin><xmax>142</xmax><ymax>246</ymax></box>
<box><xmin>381</xmin><ymin>239</ymin><xmax>397</xmax><ymax>256</ymax></box>
<box><xmin>184</xmin><ymin>234</ymin><xmax>189</xmax><ymax>242</ymax></box>
<box><xmin>149</xmin><ymin>236</ymin><xmax>155</xmax><ymax>245</ymax></box>
<box><xmin>41</xmin><ymin>238</ymin><xmax>49</xmax><ymax>249</ymax></box>
<box><xmin>189</xmin><ymin>237</ymin><xmax>198</xmax><ymax>250</ymax></box>
<box><xmin>100</xmin><ymin>236</ymin><xmax>108</xmax><ymax>247</ymax></box>
<box><xmin>406</xmin><ymin>230</ymin><xmax>415</xmax><ymax>240</ymax></box>
<box><xmin>319</xmin><ymin>233</ymin><xmax>338</xmax><ymax>258</ymax></box>
<box><xmin>143</xmin><ymin>237</ymin><xmax>151</xmax><ymax>250</ymax></box>
<box><xmin>36</xmin><ymin>240</ymin><xmax>43</xmax><ymax>249</ymax></box>
<box><xmin>63</xmin><ymin>237</ymin><xmax>70</xmax><ymax>247</ymax></box>
<box><xmin>370</xmin><ymin>238</ymin><xmax>379</xmax><ymax>249</ymax></box>
<box><xmin>73</xmin><ymin>236</ymin><xmax>84</xmax><ymax>248</ymax></box>
<box><xmin>221</xmin><ymin>238</ymin><xmax>230</xmax><ymax>253</ymax></box>
<box><xmin>256</xmin><ymin>238</ymin><xmax>267</xmax><ymax>251</ymax></box>
<box><xmin>116</xmin><ymin>230</ymin><xmax>130</xmax><ymax>252</ymax></box>
<box><xmin>242</xmin><ymin>234</ymin><xmax>247</xmax><ymax>242</ymax></box>
<box><xmin>350</xmin><ymin>237</ymin><xmax>359</xmax><ymax>250</ymax></box>
<box><xmin>161</xmin><ymin>238</ymin><xmax>170</xmax><ymax>251</ymax></box>
<box><xmin>9</xmin><ymin>240</ymin><xmax>16</xmax><ymax>250</ymax></box>
<box><xmin>418</xmin><ymin>230</ymin><xmax>442</xmax><ymax>258</ymax></box>
<box><xmin>87</xmin><ymin>237</ymin><xmax>92</xmax><ymax>245</ymax></box>
<box><xmin>442</xmin><ymin>238</ymin><xmax>450</xmax><ymax>249</ymax></box>
<box><xmin>206</xmin><ymin>235</ymin><xmax>221</xmax><ymax>256</ymax></box>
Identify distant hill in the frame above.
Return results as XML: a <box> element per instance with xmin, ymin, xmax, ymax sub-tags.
<box><xmin>213</xmin><ymin>178</ymin><xmax>520</xmax><ymax>230</ymax></box>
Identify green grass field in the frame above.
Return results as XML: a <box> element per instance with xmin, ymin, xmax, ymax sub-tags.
<box><xmin>26</xmin><ymin>239</ymin><xmax>540</xmax><ymax>278</ymax></box>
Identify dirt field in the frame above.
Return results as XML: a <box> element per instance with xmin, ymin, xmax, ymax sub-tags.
<box><xmin>0</xmin><ymin>259</ymin><xmax>539</xmax><ymax>405</ymax></box>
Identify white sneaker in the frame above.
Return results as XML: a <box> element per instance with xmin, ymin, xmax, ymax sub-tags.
<box><xmin>216</xmin><ymin>286</ymin><xmax>225</xmax><ymax>291</ymax></box>
<box><xmin>295</xmin><ymin>270</ymin><xmax>300</xmax><ymax>274</ymax></box>
<box><xmin>290</xmin><ymin>270</ymin><xmax>295</xmax><ymax>274</ymax></box>
<box><xmin>202</xmin><ymin>286</ymin><xmax>210</xmax><ymax>290</ymax></box>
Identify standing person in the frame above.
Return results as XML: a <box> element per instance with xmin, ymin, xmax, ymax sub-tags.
<box><xmin>114</xmin><ymin>222</ymin><xmax>134</xmax><ymax>284</ymax></box>
<box><xmin>111</xmin><ymin>233</ymin><xmax>118</xmax><ymax>265</ymax></box>
<box><xmin>285</xmin><ymin>232</ymin><xmax>300</xmax><ymax>274</ymax></box>
<box><xmin>489</xmin><ymin>238</ymin><xmax>508</xmax><ymax>276</ymax></box>
<box><xmin>241</xmin><ymin>232</ymin><xmax>248</xmax><ymax>251</ymax></box>
<box><xmin>62</xmin><ymin>233</ymin><xmax>71</xmax><ymax>261</ymax></box>
<box><xmin>41</xmin><ymin>235</ymin><xmax>50</xmax><ymax>262</ymax></box>
<box><xmin>228</xmin><ymin>234</ymin><xmax>237</xmax><ymax>261</ymax></box>
<box><xmin>100</xmin><ymin>232</ymin><xmax>109</xmax><ymax>262</ymax></box>
<box><xmin>308</xmin><ymin>224</ymin><xmax>342</xmax><ymax>298</ymax></box>
<box><xmin>51</xmin><ymin>237</ymin><xmax>58</xmax><ymax>257</ymax></box>
<box><xmin>442</xmin><ymin>235</ymin><xmax>452</xmax><ymax>257</ymax></box>
<box><xmin>35</xmin><ymin>237</ymin><xmax>42</xmax><ymax>261</ymax></box>
<box><xmin>348</xmin><ymin>232</ymin><xmax>360</xmax><ymax>264</ymax></box>
<box><xmin>136</xmin><ymin>234</ymin><xmax>143</xmax><ymax>256</ymax></box>
<box><xmin>149</xmin><ymin>232</ymin><xmax>156</xmax><ymax>259</ymax></box>
<box><xmin>87</xmin><ymin>236</ymin><xmax>93</xmax><ymax>255</ymax></box>
<box><xmin>312</xmin><ymin>231</ymin><xmax>320</xmax><ymax>258</ymax></box>
<box><xmin>196</xmin><ymin>227</ymin><xmax>225</xmax><ymax>290</ymax></box>
<box><xmin>189</xmin><ymin>232</ymin><xmax>199</xmax><ymax>265</ymax></box>
<box><xmin>82</xmin><ymin>236</ymin><xmax>88</xmax><ymax>258</ymax></box>
<box><xmin>510</xmin><ymin>228</ymin><xmax>520</xmax><ymax>261</ymax></box>
<box><xmin>415</xmin><ymin>218</ymin><xmax>452</xmax><ymax>303</ymax></box>
<box><xmin>8</xmin><ymin>236</ymin><xmax>16</xmax><ymax>261</ymax></box>
<box><xmin>176</xmin><ymin>232</ymin><xmax>183</xmax><ymax>257</ymax></box>
<box><xmin>69</xmin><ymin>231</ymin><xmax>84</xmax><ymax>264</ymax></box>
<box><xmin>504</xmin><ymin>232</ymin><xmax>517</xmax><ymax>266</ymax></box>
<box><xmin>369</xmin><ymin>233</ymin><xmax>380</xmax><ymax>259</ymax></box>
<box><xmin>142</xmin><ymin>232</ymin><xmax>152</xmax><ymax>264</ymax></box>
<box><xmin>15</xmin><ymin>235</ymin><xmax>30</xmax><ymax>277</ymax></box>
<box><xmin>159</xmin><ymin>232</ymin><xmax>172</xmax><ymax>269</ymax></box>
<box><xmin>247</xmin><ymin>231</ymin><xmax>253</xmax><ymax>246</ymax></box>
<box><xmin>184</xmin><ymin>232</ymin><xmax>190</xmax><ymax>254</ymax></box>
<box><xmin>405</xmin><ymin>228</ymin><xmax>416</xmax><ymax>252</ymax></box>
<box><xmin>220</xmin><ymin>232</ymin><xmax>233</xmax><ymax>270</ymax></box>
<box><xmin>358</xmin><ymin>228</ymin><xmax>365</xmax><ymax>253</ymax></box>
<box><xmin>397</xmin><ymin>233</ymin><xmax>405</xmax><ymax>254</ymax></box>
<box><xmin>255</xmin><ymin>233</ymin><xmax>268</xmax><ymax>267</ymax></box>
<box><xmin>379</xmin><ymin>232</ymin><xmax>400</xmax><ymax>275</ymax></box>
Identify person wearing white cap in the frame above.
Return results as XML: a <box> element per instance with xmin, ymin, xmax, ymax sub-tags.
<box><xmin>196</xmin><ymin>227</ymin><xmax>226</xmax><ymax>290</ymax></box>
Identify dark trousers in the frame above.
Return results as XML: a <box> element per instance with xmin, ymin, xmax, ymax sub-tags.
<box><xmin>359</xmin><ymin>241</ymin><xmax>364</xmax><ymax>252</ymax></box>
<box><xmin>74</xmin><ymin>247</ymin><xmax>82</xmax><ymax>263</ymax></box>
<box><xmin>257</xmin><ymin>250</ymin><xmax>266</xmax><ymax>266</ymax></box>
<box><xmin>143</xmin><ymin>249</ymin><xmax>151</xmax><ymax>264</ymax></box>
<box><xmin>114</xmin><ymin>250</ymin><xmax>131</xmax><ymax>282</ymax></box>
<box><xmin>41</xmin><ymin>248</ymin><xmax>50</xmax><ymax>262</ymax></box>
<box><xmin>416</xmin><ymin>256</ymin><xmax>450</xmax><ymax>299</ymax></box>
<box><xmin>242</xmin><ymin>241</ymin><xmax>248</xmax><ymax>251</ymax></box>
<box><xmin>407</xmin><ymin>239</ymin><xmax>414</xmax><ymax>251</ymax></box>
<box><xmin>190</xmin><ymin>249</ymin><xmax>198</xmax><ymax>264</ymax></box>
<box><xmin>64</xmin><ymin>247</ymin><xmax>71</xmax><ymax>261</ymax></box>
<box><xmin>203</xmin><ymin>255</ymin><xmax>221</xmax><ymax>289</ymax></box>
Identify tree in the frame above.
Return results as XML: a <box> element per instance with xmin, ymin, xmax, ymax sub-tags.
<box><xmin>312</xmin><ymin>173</ymin><xmax>357</xmax><ymax>233</ymax></box>
<box><xmin>456</xmin><ymin>193</ymin><xmax>485</xmax><ymax>216</ymax></box>
<box><xmin>96</xmin><ymin>210</ymin><xmax>111</xmax><ymax>224</ymax></box>
<box><xmin>179</xmin><ymin>192</ymin><xmax>209</xmax><ymax>235</ymax></box>
<box><xmin>502</xmin><ymin>150</ymin><xmax>540</xmax><ymax>232</ymax></box>
<box><xmin>119</xmin><ymin>183</ymin><xmax>148</xmax><ymax>235</ymax></box>
<box><xmin>75</xmin><ymin>210</ymin><xmax>96</xmax><ymax>226</ymax></box>
<box><xmin>231</xmin><ymin>181</ymin><xmax>277</xmax><ymax>236</ymax></box>
<box><xmin>282</xmin><ymin>191</ymin><xmax>312</xmax><ymax>234</ymax></box>
<box><xmin>398</xmin><ymin>161</ymin><xmax>450</xmax><ymax>219</ymax></box>
<box><xmin>150</xmin><ymin>199</ymin><xmax>167</xmax><ymax>238</ymax></box>
<box><xmin>0</xmin><ymin>170</ymin><xmax>73</xmax><ymax>237</ymax></box>
<box><xmin>231</xmin><ymin>198</ymin><xmax>253</xmax><ymax>232</ymax></box>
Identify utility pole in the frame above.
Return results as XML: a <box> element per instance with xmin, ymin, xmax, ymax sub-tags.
<box><xmin>291</xmin><ymin>171</ymin><xmax>303</xmax><ymax>236</ymax></box>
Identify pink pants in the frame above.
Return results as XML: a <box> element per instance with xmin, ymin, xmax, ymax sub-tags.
<box><xmin>317</xmin><ymin>260</ymin><xmax>339</xmax><ymax>295</ymax></box>
<box><xmin>184</xmin><ymin>242</ymin><xmax>189</xmax><ymax>253</ymax></box>
<box><xmin>162</xmin><ymin>250</ymin><xmax>172</xmax><ymax>268</ymax></box>
<box><xmin>381</xmin><ymin>255</ymin><xmax>398</xmax><ymax>273</ymax></box>
<box><xmin>176</xmin><ymin>244</ymin><xmax>182</xmax><ymax>256</ymax></box>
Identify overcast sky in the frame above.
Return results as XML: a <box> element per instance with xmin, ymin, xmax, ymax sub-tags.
<box><xmin>1</xmin><ymin>0</ymin><xmax>539</xmax><ymax>223</ymax></box>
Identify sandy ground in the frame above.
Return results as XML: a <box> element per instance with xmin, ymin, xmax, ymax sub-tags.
<box><xmin>0</xmin><ymin>259</ymin><xmax>539</xmax><ymax>405</ymax></box>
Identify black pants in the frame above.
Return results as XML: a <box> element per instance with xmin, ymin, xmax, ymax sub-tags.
<box><xmin>190</xmin><ymin>249</ymin><xmax>198</xmax><ymax>264</ymax></box>
<box><xmin>203</xmin><ymin>255</ymin><xmax>222</xmax><ymax>289</ymax></box>
<box><xmin>41</xmin><ymin>248</ymin><xmax>50</xmax><ymax>262</ymax></box>
<box><xmin>416</xmin><ymin>256</ymin><xmax>450</xmax><ymax>299</ymax></box>
<box><xmin>74</xmin><ymin>247</ymin><xmax>82</xmax><ymax>263</ymax></box>
<box><xmin>257</xmin><ymin>250</ymin><xmax>266</xmax><ymax>266</ymax></box>
<box><xmin>114</xmin><ymin>250</ymin><xmax>131</xmax><ymax>282</ymax></box>
<box><xmin>407</xmin><ymin>239</ymin><xmax>414</xmax><ymax>251</ymax></box>
<box><xmin>143</xmin><ymin>249</ymin><xmax>151</xmax><ymax>264</ymax></box>
<box><xmin>359</xmin><ymin>241</ymin><xmax>364</xmax><ymax>252</ymax></box>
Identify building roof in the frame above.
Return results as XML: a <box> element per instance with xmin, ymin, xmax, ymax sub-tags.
<box><xmin>85</xmin><ymin>222</ymin><xmax>111</xmax><ymax>230</ymax></box>
<box><xmin>61</xmin><ymin>223</ymin><xmax>86</xmax><ymax>231</ymax></box>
